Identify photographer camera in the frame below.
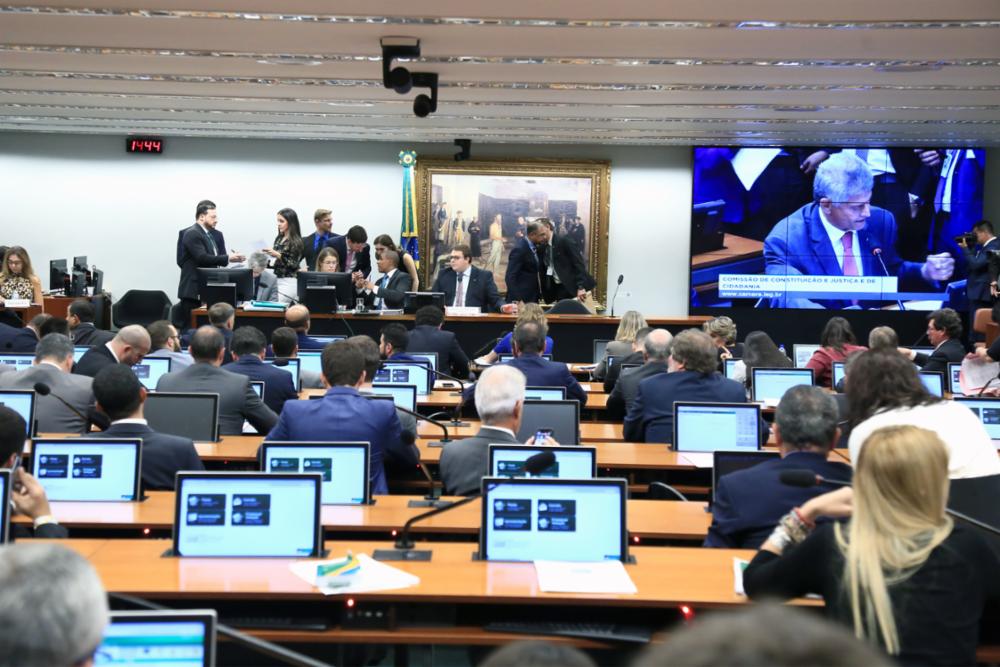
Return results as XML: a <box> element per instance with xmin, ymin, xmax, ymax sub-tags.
<box><xmin>958</xmin><ymin>220</ymin><xmax>999</xmax><ymax>342</ymax></box>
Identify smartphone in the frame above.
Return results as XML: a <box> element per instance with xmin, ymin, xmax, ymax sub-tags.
<box><xmin>533</xmin><ymin>428</ymin><xmax>553</xmax><ymax>443</ymax></box>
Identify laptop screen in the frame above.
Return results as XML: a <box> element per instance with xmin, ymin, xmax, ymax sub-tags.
<box><xmin>32</xmin><ymin>439</ymin><xmax>141</xmax><ymax>501</ymax></box>
<box><xmin>524</xmin><ymin>386</ymin><xmax>567</xmax><ymax>401</ymax></box>
<box><xmin>832</xmin><ymin>361</ymin><xmax>846</xmax><ymax>388</ymax></box>
<box><xmin>593</xmin><ymin>339</ymin><xmax>611</xmax><ymax>364</ymax></box>
<box><xmin>751</xmin><ymin>368</ymin><xmax>815</xmax><ymax>404</ymax></box>
<box><xmin>249</xmin><ymin>381</ymin><xmax>264</xmax><ymax>398</ymax></box>
<box><xmin>919</xmin><ymin>371</ymin><xmax>944</xmax><ymax>397</ymax></box>
<box><xmin>711</xmin><ymin>451</ymin><xmax>780</xmax><ymax>504</ymax></box>
<box><xmin>131</xmin><ymin>357</ymin><xmax>171</xmax><ymax>390</ymax></box>
<box><xmin>0</xmin><ymin>390</ymin><xmax>35</xmax><ymax>436</ymax></box>
<box><xmin>145</xmin><ymin>393</ymin><xmax>219</xmax><ymax>442</ymax></box>
<box><xmin>260</xmin><ymin>442</ymin><xmax>370</xmax><ymax>505</ymax></box>
<box><xmin>173</xmin><ymin>473</ymin><xmax>322</xmax><ymax>557</ymax></box>
<box><xmin>375</xmin><ymin>362</ymin><xmax>432</xmax><ymax>395</ymax></box>
<box><xmin>297</xmin><ymin>351</ymin><xmax>322</xmax><ymax>379</ymax></box>
<box><xmin>263</xmin><ymin>358</ymin><xmax>301</xmax><ymax>391</ymax></box>
<box><xmin>0</xmin><ymin>353</ymin><xmax>34</xmax><ymax>372</ymax></box>
<box><xmin>479</xmin><ymin>477</ymin><xmax>627</xmax><ymax>562</ymax></box>
<box><xmin>948</xmin><ymin>362</ymin><xmax>963</xmax><ymax>396</ymax></box>
<box><xmin>955</xmin><ymin>397</ymin><xmax>1000</xmax><ymax>440</ymax></box>
<box><xmin>723</xmin><ymin>358</ymin><xmax>739</xmax><ymax>379</ymax></box>
<box><xmin>515</xmin><ymin>400</ymin><xmax>580</xmax><ymax>445</ymax></box>
<box><xmin>73</xmin><ymin>346</ymin><xmax>90</xmax><ymax>363</ymax></box>
<box><xmin>792</xmin><ymin>344</ymin><xmax>821</xmax><ymax>368</ymax></box>
<box><xmin>369</xmin><ymin>383</ymin><xmax>417</xmax><ymax>412</ymax></box>
<box><xmin>96</xmin><ymin>610</ymin><xmax>216</xmax><ymax>667</ymax></box>
<box><xmin>498</xmin><ymin>354</ymin><xmax>553</xmax><ymax>363</ymax></box>
<box><xmin>673</xmin><ymin>402</ymin><xmax>761</xmax><ymax>453</ymax></box>
<box><xmin>309</xmin><ymin>335</ymin><xmax>346</xmax><ymax>345</ymax></box>
<box><xmin>408</xmin><ymin>352</ymin><xmax>438</xmax><ymax>372</ymax></box>
<box><xmin>0</xmin><ymin>470</ymin><xmax>9</xmax><ymax>544</ymax></box>
<box><xmin>489</xmin><ymin>445</ymin><xmax>596</xmax><ymax>479</ymax></box>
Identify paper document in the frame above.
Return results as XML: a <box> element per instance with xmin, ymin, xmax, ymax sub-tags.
<box><xmin>960</xmin><ymin>358</ymin><xmax>1000</xmax><ymax>395</ymax></box>
<box><xmin>679</xmin><ymin>452</ymin><xmax>714</xmax><ymax>469</ymax></box>
<box><xmin>534</xmin><ymin>559</ymin><xmax>637</xmax><ymax>594</ymax></box>
<box><xmin>290</xmin><ymin>553</ymin><xmax>420</xmax><ymax>596</ymax></box>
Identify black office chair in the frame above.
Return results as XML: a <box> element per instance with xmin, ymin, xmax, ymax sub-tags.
<box><xmin>546</xmin><ymin>298</ymin><xmax>591</xmax><ymax>315</ymax></box>
<box><xmin>112</xmin><ymin>290</ymin><xmax>172</xmax><ymax>329</ymax></box>
<box><xmin>948</xmin><ymin>474</ymin><xmax>1000</xmax><ymax>560</ymax></box>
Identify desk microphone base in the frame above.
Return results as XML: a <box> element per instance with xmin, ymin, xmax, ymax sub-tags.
<box><xmin>372</xmin><ymin>548</ymin><xmax>433</xmax><ymax>562</ymax></box>
<box><xmin>407</xmin><ymin>499</ymin><xmax>453</xmax><ymax>509</ymax></box>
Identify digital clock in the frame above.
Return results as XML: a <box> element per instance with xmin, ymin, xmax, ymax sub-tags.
<box><xmin>126</xmin><ymin>136</ymin><xmax>164</xmax><ymax>154</ymax></box>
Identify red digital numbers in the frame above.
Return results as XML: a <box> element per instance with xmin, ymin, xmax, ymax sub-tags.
<box><xmin>127</xmin><ymin>137</ymin><xmax>163</xmax><ymax>153</ymax></box>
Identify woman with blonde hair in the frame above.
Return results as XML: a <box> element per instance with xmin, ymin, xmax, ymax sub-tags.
<box><xmin>0</xmin><ymin>246</ymin><xmax>44</xmax><ymax>305</ymax></box>
<box><xmin>476</xmin><ymin>302</ymin><xmax>553</xmax><ymax>365</ymax></box>
<box><xmin>593</xmin><ymin>310</ymin><xmax>646</xmax><ymax>380</ymax></box>
<box><xmin>744</xmin><ymin>425</ymin><xmax>1000</xmax><ymax>665</ymax></box>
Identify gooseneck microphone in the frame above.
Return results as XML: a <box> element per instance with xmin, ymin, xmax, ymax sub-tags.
<box><xmin>609</xmin><ymin>274</ymin><xmax>624</xmax><ymax>316</ymax></box>
<box><xmin>871</xmin><ymin>248</ymin><xmax>905</xmax><ymax>311</ymax></box>
<box><xmin>419</xmin><ymin>365</ymin><xmax>470</xmax><ymax>426</ymax></box>
<box><xmin>33</xmin><ymin>381</ymin><xmax>90</xmax><ymax>425</ymax></box>
<box><xmin>364</xmin><ymin>395</ymin><xmax>452</xmax><ymax>446</ymax></box>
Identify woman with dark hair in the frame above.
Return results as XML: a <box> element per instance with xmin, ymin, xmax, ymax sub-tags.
<box><xmin>846</xmin><ymin>350</ymin><xmax>999</xmax><ymax>479</ymax></box>
<box><xmin>806</xmin><ymin>317</ymin><xmax>867</xmax><ymax>387</ymax></box>
<box><xmin>372</xmin><ymin>234</ymin><xmax>419</xmax><ymax>291</ymax></box>
<box><xmin>739</xmin><ymin>330</ymin><xmax>791</xmax><ymax>389</ymax></box>
<box><xmin>265</xmin><ymin>208</ymin><xmax>304</xmax><ymax>304</ymax></box>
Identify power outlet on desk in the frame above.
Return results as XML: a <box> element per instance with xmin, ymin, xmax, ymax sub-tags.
<box><xmin>343</xmin><ymin>602</ymin><xmax>395</xmax><ymax>629</ymax></box>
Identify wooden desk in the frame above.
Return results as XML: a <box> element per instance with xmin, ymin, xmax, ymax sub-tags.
<box><xmin>417</xmin><ymin>441</ymin><xmax>693</xmax><ymax>471</ymax></box>
<box><xmin>418</xmin><ymin>420</ymin><xmax>624</xmax><ymax>442</ymax></box>
<box><xmin>301</xmin><ymin>387</ymin><xmax>610</xmax><ymax>411</ymax></box>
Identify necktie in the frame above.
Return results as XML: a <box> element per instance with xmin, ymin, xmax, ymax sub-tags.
<box><xmin>377</xmin><ymin>274</ymin><xmax>388</xmax><ymax>309</ymax></box>
<box><xmin>347</xmin><ymin>249</ymin><xmax>355</xmax><ymax>271</ymax></box>
<box><xmin>205</xmin><ymin>231</ymin><xmax>218</xmax><ymax>255</ymax></box>
<box><xmin>455</xmin><ymin>273</ymin><xmax>465</xmax><ymax>307</ymax></box>
<box><xmin>314</xmin><ymin>234</ymin><xmax>324</xmax><ymax>252</ymax></box>
<box><xmin>841</xmin><ymin>231</ymin><xmax>859</xmax><ymax>276</ymax></box>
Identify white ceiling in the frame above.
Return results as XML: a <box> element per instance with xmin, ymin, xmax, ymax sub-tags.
<box><xmin>1</xmin><ymin>0</ymin><xmax>998</xmax><ymax>145</ymax></box>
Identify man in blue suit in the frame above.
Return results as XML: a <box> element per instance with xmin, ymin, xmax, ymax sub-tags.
<box><xmin>222</xmin><ymin>326</ymin><xmax>297</xmax><ymax>415</ymax></box>
<box><xmin>431</xmin><ymin>244</ymin><xmax>510</xmax><ymax>313</ymax></box>
<box><xmin>704</xmin><ymin>385</ymin><xmax>852</xmax><ymax>548</ymax></box>
<box><xmin>504</xmin><ymin>221</ymin><xmax>548</xmax><ymax>303</ymax></box>
<box><xmin>266</xmin><ymin>340</ymin><xmax>412</xmax><ymax>495</ymax></box>
<box><xmin>284</xmin><ymin>305</ymin><xmax>326</xmax><ymax>351</ymax></box>
<box><xmin>624</xmin><ymin>329</ymin><xmax>754</xmax><ymax>444</ymax></box>
<box><xmin>763</xmin><ymin>152</ymin><xmax>954</xmax><ymax>309</ymax></box>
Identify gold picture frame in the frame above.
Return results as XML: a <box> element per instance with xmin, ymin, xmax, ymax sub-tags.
<box><xmin>415</xmin><ymin>157</ymin><xmax>611</xmax><ymax>304</ymax></box>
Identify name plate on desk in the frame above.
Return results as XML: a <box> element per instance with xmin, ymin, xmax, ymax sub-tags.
<box><xmin>2</xmin><ymin>299</ymin><xmax>30</xmax><ymax>308</ymax></box>
<box><xmin>445</xmin><ymin>306</ymin><xmax>484</xmax><ymax>317</ymax></box>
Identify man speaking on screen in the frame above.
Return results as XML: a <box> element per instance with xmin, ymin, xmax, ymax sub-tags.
<box><xmin>763</xmin><ymin>152</ymin><xmax>954</xmax><ymax>309</ymax></box>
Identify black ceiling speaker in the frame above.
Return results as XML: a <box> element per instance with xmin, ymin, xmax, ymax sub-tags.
<box><xmin>454</xmin><ymin>139</ymin><xmax>471</xmax><ymax>161</ymax></box>
<box><xmin>380</xmin><ymin>38</ymin><xmax>420</xmax><ymax>94</ymax></box>
<box><xmin>411</xmin><ymin>72</ymin><xmax>439</xmax><ymax>118</ymax></box>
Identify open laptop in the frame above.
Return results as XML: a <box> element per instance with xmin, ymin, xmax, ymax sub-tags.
<box><xmin>407</xmin><ymin>351</ymin><xmax>439</xmax><ymax>373</ymax></box>
<box><xmin>479</xmin><ymin>477</ymin><xmax>628</xmax><ymax>562</ymax></box>
<box><xmin>515</xmin><ymin>399</ymin><xmax>580</xmax><ymax>445</ymax></box>
<box><xmin>95</xmin><ymin>610</ymin><xmax>217</xmax><ymax>667</ymax></box>
<box><xmin>242</xmin><ymin>382</ymin><xmax>266</xmax><ymax>434</ymax></box>
<box><xmin>375</xmin><ymin>361</ymin><xmax>432</xmax><ymax>395</ymax></box>
<box><xmin>832</xmin><ymin>361</ymin><xmax>846</xmax><ymax>388</ymax></box>
<box><xmin>524</xmin><ymin>386</ymin><xmax>567</xmax><ymax>401</ymax></box>
<box><xmin>673</xmin><ymin>402</ymin><xmax>762</xmax><ymax>467</ymax></box>
<box><xmin>723</xmin><ymin>358</ymin><xmax>740</xmax><ymax>379</ymax></box>
<box><xmin>919</xmin><ymin>371</ymin><xmax>945</xmax><ymax>397</ymax></box>
<box><xmin>309</xmin><ymin>335</ymin><xmax>346</xmax><ymax>346</ymax></box>
<box><xmin>0</xmin><ymin>352</ymin><xmax>34</xmax><ymax>372</ymax></box>
<box><xmin>31</xmin><ymin>438</ymin><xmax>142</xmax><ymax>501</ymax></box>
<box><xmin>369</xmin><ymin>383</ymin><xmax>418</xmax><ymax>412</ymax></box>
<box><xmin>0</xmin><ymin>389</ymin><xmax>35</xmax><ymax>436</ymax></box>
<box><xmin>792</xmin><ymin>344</ymin><xmax>821</xmax><ymax>368</ymax></box>
<box><xmin>260</xmin><ymin>441</ymin><xmax>371</xmax><ymax>505</ymax></box>
<box><xmin>947</xmin><ymin>362</ymin><xmax>963</xmax><ymax>396</ymax></box>
<box><xmin>954</xmin><ymin>397</ymin><xmax>1000</xmax><ymax>442</ymax></box>
<box><xmin>498</xmin><ymin>354</ymin><xmax>553</xmax><ymax>363</ymax></box>
<box><xmin>297</xmin><ymin>350</ymin><xmax>323</xmax><ymax>379</ymax></box>
<box><xmin>0</xmin><ymin>469</ymin><xmax>10</xmax><ymax>544</ymax></box>
<box><xmin>750</xmin><ymin>368</ymin><xmax>815</xmax><ymax>406</ymax></box>
<box><xmin>73</xmin><ymin>346</ymin><xmax>90</xmax><ymax>363</ymax></box>
<box><xmin>711</xmin><ymin>450</ymin><xmax>780</xmax><ymax>506</ymax></box>
<box><xmin>173</xmin><ymin>472</ymin><xmax>323</xmax><ymax>557</ymax></box>
<box><xmin>145</xmin><ymin>392</ymin><xmax>219</xmax><ymax>442</ymax></box>
<box><xmin>593</xmin><ymin>339</ymin><xmax>611</xmax><ymax>364</ymax></box>
<box><xmin>131</xmin><ymin>357</ymin><xmax>171</xmax><ymax>390</ymax></box>
<box><xmin>488</xmin><ymin>444</ymin><xmax>597</xmax><ymax>479</ymax></box>
<box><xmin>263</xmin><ymin>357</ymin><xmax>301</xmax><ymax>391</ymax></box>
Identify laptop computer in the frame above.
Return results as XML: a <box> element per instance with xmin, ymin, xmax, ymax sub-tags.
<box><xmin>375</xmin><ymin>361</ymin><xmax>432</xmax><ymax>395</ymax></box>
<box><xmin>711</xmin><ymin>450</ymin><xmax>780</xmax><ymax>505</ymax></box>
<box><xmin>369</xmin><ymin>383</ymin><xmax>418</xmax><ymax>412</ymax></box>
<box><xmin>173</xmin><ymin>472</ymin><xmax>323</xmax><ymax>557</ymax></box>
<box><xmin>954</xmin><ymin>397</ymin><xmax>1000</xmax><ymax>442</ymax></box>
<box><xmin>260</xmin><ymin>441</ymin><xmax>371</xmax><ymax>505</ymax></box>
<box><xmin>524</xmin><ymin>386</ymin><xmax>567</xmax><ymax>401</ymax></box>
<box><xmin>131</xmin><ymin>357</ymin><xmax>171</xmax><ymax>390</ymax></box>
<box><xmin>750</xmin><ymin>368</ymin><xmax>815</xmax><ymax>406</ymax></box>
<box><xmin>832</xmin><ymin>361</ymin><xmax>846</xmax><ymax>388</ymax></box>
<box><xmin>0</xmin><ymin>389</ymin><xmax>35</xmax><ymax>436</ymax></box>
<box><xmin>0</xmin><ymin>352</ymin><xmax>34</xmax><ymax>372</ymax></box>
<box><xmin>498</xmin><ymin>354</ymin><xmax>553</xmax><ymax>363</ymax></box>
<box><xmin>792</xmin><ymin>344</ymin><xmax>821</xmax><ymax>369</ymax></box>
<box><xmin>947</xmin><ymin>362</ymin><xmax>963</xmax><ymax>396</ymax></box>
<box><xmin>0</xmin><ymin>469</ymin><xmax>9</xmax><ymax>544</ymax></box>
<box><xmin>593</xmin><ymin>339</ymin><xmax>611</xmax><ymax>364</ymax></box>
<box><xmin>309</xmin><ymin>335</ymin><xmax>346</xmax><ymax>345</ymax></box>
<box><xmin>73</xmin><ymin>346</ymin><xmax>90</xmax><ymax>363</ymax></box>
<box><xmin>407</xmin><ymin>352</ymin><xmax>439</xmax><ymax>373</ymax></box>
<box><xmin>242</xmin><ymin>382</ymin><xmax>266</xmax><ymax>434</ymax></box>
<box><xmin>263</xmin><ymin>357</ymin><xmax>301</xmax><ymax>391</ymax></box>
<box><xmin>515</xmin><ymin>399</ymin><xmax>580</xmax><ymax>445</ymax></box>
<box><xmin>723</xmin><ymin>358</ymin><xmax>740</xmax><ymax>379</ymax></box>
<box><xmin>30</xmin><ymin>438</ymin><xmax>142</xmax><ymax>501</ymax></box>
<box><xmin>297</xmin><ymin>351</ymin><xmax>322</xmax><ymax>379</ymax></box>
<box><xmin>95</xmin><ymin>610</ymin><xmax>217</xmax><ymax>667</ymax></box>
<box><xmin>479</xmin><ymin>477</ymin><xmax>629</xmax><ymax>562</ymax></box>
<box><xmin>673</xmin><ymin>402</ymin><xmax>762</xmax><ymax>459</ymax></box>
<box><xmin>919</xmin><ymin>371</ymin><xmax>945</xmax><ymax>397</ymax></box>
<box><xmin>488</xmin><ymin>444</ymin><xmax>597</xmax><ymax>479</ymax></box>
<box><xmin>145</xmin><ymin>392</ymin><xmax>219</xmax><ymax>442</ymax></box>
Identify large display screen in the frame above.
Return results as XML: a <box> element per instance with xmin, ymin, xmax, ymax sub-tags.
<box><xmin>690</xmin><ymin>147</ymin><xmax>986</xmax><ymax>310</ymax></box>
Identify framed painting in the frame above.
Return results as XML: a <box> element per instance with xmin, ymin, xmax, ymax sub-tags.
<box><xmin>415</xmin><ymin>158</ymin><xmax>611</xmax><ymax>305</ymax></box>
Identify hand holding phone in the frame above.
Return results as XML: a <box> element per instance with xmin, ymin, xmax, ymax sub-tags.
<box><xmin>529</xmin><ymin>428</ymin><xmax>554</xmax><ymax>445</ymax></box>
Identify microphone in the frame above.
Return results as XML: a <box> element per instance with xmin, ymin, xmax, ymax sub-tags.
<box><xmin>419</xmin><ymin>364</ymin><xmax>471</xmax><ymax>427</ymax></box>
<box><xmin>472</xmin><ymin>336</ymin><xmax>502</xmax><ymax>360</ymax></box>
<box><xmin>374</xmin><ymin>450</ymin><xmax>556</xmax><ymax>562</ymax></box>
<box><xmin>33</xmin><ymin>381</ymin><xmax>90</xmax><ymax>427</ymax></box>
<box><xmin>275</xmin><ymin>291</ymin><xmax>298</xmax><ymax>305</ymax></box>
<box><xmin>364</xmin><ymin>395</ymin><xmax>452</xmax><ymax>447</ymax></box>
<box><xmin>871</xmin><ymin>248</ymin><xmax>905</xmax><ymax>311</ymax></box>
<box><xmin>609</xmin><ymin>274</ymin><xmax>624</xmax><ymax>316</ymax></box>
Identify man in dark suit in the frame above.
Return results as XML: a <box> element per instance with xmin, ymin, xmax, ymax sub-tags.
<box><xmin>4</xmin><ymin>313</ymin><xmax>47</xmax><ymax>352</ymax></box>
<box><xmin>66</xmin><ymin>299</ymin><xmax>113</xmax><ymax>347</ymax></box>
<box><xmin>156</xmin><ymin>326</ymin><xmax>277</xmax><ymax>435</ymax></box>
<box><xmin>602</xmin><ymin>326</ymin><xmax>654</xmax><ymax>394</ymax></box>
<box><xmin>606</xmin><ymin>328</ymin><xmax>671</xmax><ymax>421</ymax></box>
<box><xmin>407</xmin><ymin>306</ymin><xmax>471</xmax><ymax>379</ymax></box>
<box><xmin>302</xmin><ymin>208</ymin><xmax>335</xmax><ymax>271</ymax></box>
<box><xmin>440</xmin><ymin>364</ymin><xmax>526</xmax><ymax>496</ymax></box>
<box><xmin>248</xmin><ymin>252</ymin><xmax>277</xmax><ymax>301</ymax></box>
<box><xmin>284</xmin><ymin>304</ymin><xmax>326</xmax><ymax>351</ymax></box>
<box><xmin>223</xmin><ymin>326</ymin><xmax>297</xmax><ymax>415</ymax></box>
<box><xmin>504</xmin><ymin>221</ymin><xmax>547</xmax><ymax>303</ymax></box>
<box><xmin>266</xmin><ymin>340</ymin><xmax>411</xmax><ymax>495</ymax></box>
<box><xmin>355</xmin><ymin>250</ymin><xmax>411</xmax><ymax>310</ymax></box>
<box><xmin>0</xmin><ymin>405</ymin><xmax>67</xmax><ymax>538</ymax></box>
<box><xmin>430</xmin><ymin>244</ymin><xmax>510</xmax><ymax>313</ymax></box>
<box><xmin>960</xmin><ymin>219</ymin><xmax>998</xmax><ymax>340</ymax></box>
<box><xmin>73</xmin><ymin>325</ymin><xmax>151</xmax><ymax>378</ymax></box>
<box><xmin>763</xmin><ymin>152</ymin><xmax>954</xmax><ymax>309</ymax></box>
<box><xmin>705</xmin><ymin>386</ymin><xmax>852</xmax><ymax>548</ymax></box>
<box><xmin>624</xmin><ymin>329</ymin><xmax>753</xmax><ymax>444</ymax></box>
<box><xmin>88</xmin><ymin>364</ymin><xmax>204</xmax><ymax>491</ymax></box>
<box><xmin>174</xmin><ymin>200</ymin><xmax>245</xmax><ymax>328</ymax></box>
<box><xmin>540</xmin><ymin>218</ymin><xmax>596</xmax><ymax>303</ymax></box>
<box><xmin>901</xmin><ymin>307</ymin><xmax>967</xmax><ymax>374</ymax></box>
<box><xmin>329</xmin><ymin>225</ymin><xmax>372</xmax><ymax>279</ymax></box>
<box><xmin>378</xmin><ymin>322</ymin><xmax>422</xmax><ymax>364</ymax></box>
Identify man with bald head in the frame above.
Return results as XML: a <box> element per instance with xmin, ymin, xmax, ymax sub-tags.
<box><xmin>284</xmin><ymin>304</ymin><xmax>325</xmax><ymax>350</ymax></box>
<box><xmin>355</xmin><ymin>249</ymin><xmax>412</xmax><ymax>310</ymax></box>
<box><xmin>606</xmin><ymin>328</ymin><xmax>673</xmax><ymax>421</ymax></box>
<box><xmin>73</xmin><ymin>324</ymin><xmax>151</xmax><ymax>377</ymax></box>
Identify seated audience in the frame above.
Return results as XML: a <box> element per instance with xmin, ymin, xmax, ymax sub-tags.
<box><xmin>806</xmin><ymin>316</ymin><xmax>867</xmax><ymax>388</ymax></box>
<box><xmin>479</xmin><ymin>639</ymin><xmax>596</xmax><ymax>667</ymax></box>
<box><xmin>73</xmin><ymin>324</ymin><xmax>151</xmax><ymax>377</ymax></box>
<box><xmin>156</xmin><ymin>326</ymin><xmax>277</xmax><ymax>435</ymax></box>
<box><xmin>379</xmin><ymin>322</ymin><xmax>422</xmax><ymax>363</ymax></box>
<box><xmin>0</xmin><ymin>543</ymin><xmax>108</xmax><ymax>667</ymax></box>
<box><xmin>356</xmin><ymin>249</ymin><xmax>411</xmax><ymax>310</ymax></box>
<box><xmin>284</xmin><ymin>304</ymin><xmax>326</xmax><ymax>350</ymax></box>
<box><xmin>271</xmin><ymin>326</ymin><xmax>323</xmax><ymax>389</ymax></box>
<box><xmin>898</xmin><ymin>307</ymin><xmax>966</xmax><ymax>374</ymax></box>
<box><xmin>867</xmin><ymin>325</ymin><xmax>899</xmax><ymax>352</ymax></box>
<box><xmin>703</xmin><ymin>315</ymin><xmax>743</xmax><ymax>367</ymax></box>
<box><xmin>144</xmin><ymin>319</ymin><xmax>193</xmax><ymax>369</ymax></box>
<box><xmin>601</xmin><ymin>326</ymin><xmax>654</xmax><ymax>394</ymax></box>
<box><xmin>223</xmin><ymin>326</ymin><xmax>298</xmax><ymax>414</ymax></box>
<box><xmin>314</xmin><ymin>246</ymin><xmax>340</xmax><ymax>272</ymax></box>
<box><xmin>88</xmin><ymin>364</ymin><xmax>204</xmax><ymax>490</ymax></box>
<box><xmin>248</xmin><ymin>250</ymin><xmax>277</xmax><ymax>302</ymax></box>
<box><xmin>605</xmin><ymin>328</ymin><xmax>670</xmax><ymax>421</ymax></box>
<box><xmin>625</xmin><ymin>329</ymin><xmax>750</xmax><ymax>444</ymax></box>
<box><xmin>478</xmin><ymin>303</ymin><xmax>553</xmax><ymax>364</ymax></box>
<box><xmin>430</xmin><ymin>244</ymin><xmax>509</xmax><ymax>313</ymax></box>
<box><xmin>0</xmin><ymin>406</ymin><xmax>67</xmax><ymax>538</ymax></box>
<box><xmin>744</xmin><ymin>426</ymin><xmax>1000</xmax><ymax>666</ymax></box>
<box><xmin>373</xmin><ymin>233</ymin><xmax>420</xmax><ymax>291</ymax></box>
<box><xmin>502</xmin><ymin>321</ymin><xmax>585</xmax><ymax>404</ymax></box>
<box><xmin>407</xmin><ymin>305</ymin><xmax>471</xmax><ymax>379</ymax></box>
<box><xmin>441</xmin><ymin>365</ymin><xmax>528</xmax><ymax>496</ymax></box>
<box><xmin>266</xmin><ymin>340</ymin><xmax>410</xmax><ymax>494</ymax></box>
<box><xmin>2</xmin><ymin>313</ymin><xmax>49</xmax><ymax>352</ymax></box>
<box><xmin>66</xmin><ymin>298</ymin><xmax>113</xmax><ymax>347</ymax></box>
<box><xmin>846</xmin><ymin>351</ymin><xmax>1000</xmax><ymax>479</ymax></box>
<box><xmin>0</xmin><ymin>245</ymin><xmax>44</xmax><ymax>305</ymax></box>
<box><xmin>38</xmin><ymin>316</ymin><xmax>69</xmax><ymax>339</ymax></box>
<box><xmin>705</xmin><ymin>386</ymin><xmax>852</xmax><ymax>548</ymax></box>
<box><xmin>593</xmin><ymin>310</ymin><xmax>646</xmax><ymax>381</ymax></box>
<box><xmin>0</xmin><ymin>333</ymin><xmax>96</xmax><ymax>433</ymax></box>
<box><xmin>349</xmin><ymin>334</ymin><xmax>418</xmax><ymax>446</ymax></box>
<box><xmin>739</xmin><ymin>330</ymin><xmax>792</xmax><ymax>389</ymax></box>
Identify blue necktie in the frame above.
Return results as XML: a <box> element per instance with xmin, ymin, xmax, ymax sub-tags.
<box><xmin>377</xmin><ymin>275</ymin><xmax>388</xmax><ymax>309</ymax></box>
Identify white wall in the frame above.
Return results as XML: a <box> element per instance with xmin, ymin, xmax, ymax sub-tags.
<box><xmin>0</xmin><ymin>133</ymin><xmax>692</xmax><ymax>315</ymax></box>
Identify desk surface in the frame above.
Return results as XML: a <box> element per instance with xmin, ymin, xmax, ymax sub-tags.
<box><xmin>417</xmin><ymin>440</ymin><xmax>694</xmax><ymax>469</ymax></box>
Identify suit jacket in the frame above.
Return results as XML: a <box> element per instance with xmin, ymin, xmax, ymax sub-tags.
<box><xmin>472</xmin><ymin>355</ymin><xmax>586</xmax><ymax>404</ymax></box>
<box><xmin>763</xmin><ymin>203</ymin><xmax>929</xmax><ymax>309</ymax></box>
<box><xmin>70</xmin><ymin>322</ymin><xmax>114</xmax><ymax>347</ymax></box>
<box><xmin>6</xmin><ymin>327</ymin><xmax>38</xmax><ymax>353</ymax></box>
<box><xmin>605</xmin><ymin>360</ymin><xmax>668</xmax><ymax>421</ymax></box>
<box><xmin>548</xmin><ymin>233</ymin><xmax>596</xmax><ymax>294</ymax></box>
<box><xmin>0</xmin><ymin>363</ymin><xmax>95</xmax><ymax>433</ymax></box>
<box><xmin>914</xmin><ymin>338</ymin><xmax>966</xmax><ymax>375</ymax></box>
<box><xmin>156</xmin><ymin>363</ymin><xmax>278</xmax><ymax>435</ymax></box>
<box><xmin>965</xmin><ymin>237</ymin><xmax>999</xmax><ymax>303</ymax></box>
<box><xmin>624</xmin><ymin>370</ymin><xmax>750</xmax><ymax>444</ymax></box>
<box><xmin>223</xmin><ymin>355</ymin><xmax>298</xmax><ymax>415</ymax></box>
<box><xmin>705</xmin><ymin>451</ymin><xmax>853</xmax><ymax>548</ymax></box>
<box><xmin>253</xmin><ymin>270</ymin><xmax>278</xmax><ymax>302</ymax></box>
<box><xmin>362</xmin><ymin>270</ymin><xmax>412</xmax><ymax>310</ymax></box>
<box><xmin>602</xmin><ymin>350</ymin><xmax>645</xmax><ymax>394</ymax></box>
<box><xmin>440</xmin><ymin>426</ymin><xmax>520</xmax><ymax>496</ymax></box>
<box><xmin>302</xmin><ymin>231</ymin><xmax>335</xmax><ymax>271</ymax></box>
<box><xmin>430</xmin><ymin>266</ymin><xmax>504</xmax><ymax>312</ymax></box>
<box><xmin>266</xmin><ymin>386</ymin><xmax>411</xmax><ymax>495</ymax></box>
<box><xmin>13</xmin><ymin>522</ymin><xmax>68</xmax><ymax>539</ymax></box>
<box><xmin>0</xmin><ymin>322</ymin><xmax>19</xmax><ymax>351</ymax></box>
<box><xmin>177</xmin><ymin>224</ymin><xmax>229</xmax><ymax>300</ymax></box>
<box><xmin>504</xmin><ymin>237</ymin><xmax>543</xmax><ymax>303</ymax></box>
<box><xmin>296</xmin><ymin>331</ymin><xmax>326</xmax><ymax>351</ymax></box>
<box><xmin>328</xmin><ymin>235</ymin><xmax>372</xmax><ymax>278</ymax></box>
<box><xmin>72</xmin><ymin>344</ymin><xmax>117</xmax><ymax>377</ymax></box>
<box><xmin>85</xmin><ymin>421</ymin><xmax>204</xmax><ymax>491</ymax></box>
<box><xmin>406</xmin><ymin>325</ymin><xmax>470</xmax><ymax>379</ymax></box>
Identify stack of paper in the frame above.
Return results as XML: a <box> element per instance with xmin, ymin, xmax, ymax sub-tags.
<box><xmin>534</xmin><ymin>560</ymin><xmax>637</xmax><ymax>594</ymax></box>
<box><xmin>290</xmin><ymin>554</ymin><xmax>420</xmax><ymax>596</ymax></box>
